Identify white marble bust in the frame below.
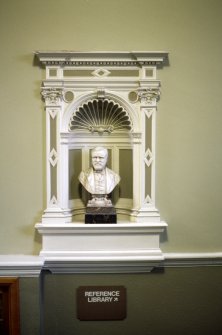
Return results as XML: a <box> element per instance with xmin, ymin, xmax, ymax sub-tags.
<box><xmin>79</xmin><ymin>147</ymin><xmax>120</xmax><ymax>207</ymax></box>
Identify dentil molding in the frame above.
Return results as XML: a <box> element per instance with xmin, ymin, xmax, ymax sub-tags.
<box><xmin>35</xmin><ymin>51</ymin><xmax>169</xmax><ymax>67</ymax></box>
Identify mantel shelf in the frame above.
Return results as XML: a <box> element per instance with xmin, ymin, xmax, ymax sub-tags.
<box><xmin>35</xmin><ymin>222</ymin><xmax>167</xmax><ymax>273</ymax></box>
<box><xmin>36</xmin><ymin>222</ymin><xmax>167</xmax><ymax>233</ymax></box>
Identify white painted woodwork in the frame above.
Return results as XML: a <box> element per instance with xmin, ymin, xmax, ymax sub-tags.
<box><xmin>1</xmin><ymin>253</ymin><xmax>222</xmax><ymax>275</ymax></box>
<box><xmin>35</xmin><ymin>51</ymin><xmax>168</xmax><ymax>272</ymax></box>
<box><xmin>0</xmin><ymin>256</ymin><xmax>44</xmax><ymax>277</ymax></box>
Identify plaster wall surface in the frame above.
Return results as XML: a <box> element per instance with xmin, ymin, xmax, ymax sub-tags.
<box><xmin>0</xmin><ymin>0</ymin><xmax>222</xmax><ymax>254</ymax></box>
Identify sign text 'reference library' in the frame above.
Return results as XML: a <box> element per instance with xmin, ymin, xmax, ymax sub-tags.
<box><xmin>77</xmin><ymin>286</ymin><xmax>126</xmax><ymax>321</ymax></box>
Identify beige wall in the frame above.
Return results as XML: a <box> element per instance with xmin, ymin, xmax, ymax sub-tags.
<box><xmin>0</xmin><ymin>0</ymin><xmax>221</xmax><ymax>254</ymax></box>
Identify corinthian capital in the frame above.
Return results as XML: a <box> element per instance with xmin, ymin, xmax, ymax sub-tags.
<box><xmin>137</xmin><ymin>88</ymin><xmax>160</xmax><ymax>104</ymax></box>
<box><xmin>41</xmin><ymin>88</ymin><xmax>63</xmax><ymax>105</ymax></box>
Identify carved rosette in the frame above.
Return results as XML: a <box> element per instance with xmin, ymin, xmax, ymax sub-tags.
<box><xmin>41</xmin><ymin>88</ymin><xmax>63</xmax><ymax>105</ymax></box>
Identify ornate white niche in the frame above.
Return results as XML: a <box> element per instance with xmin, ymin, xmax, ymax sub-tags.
<box><xmin>35</xmin><ymin>51</ymin><xmax>168</xmax><ymax>273</ymax></box>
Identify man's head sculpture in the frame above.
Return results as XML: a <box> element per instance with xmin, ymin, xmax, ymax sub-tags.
<box><xmin>91</xmin><ymin>147</ymin><xmax>108</xmax><ymax>172</ymax></box>
<box><xmin>79</xmin><ymin>146</ymin><xmax>120</xmax><ymax>207</ymax></box>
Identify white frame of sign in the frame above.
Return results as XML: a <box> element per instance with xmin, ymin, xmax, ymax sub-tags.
<box><xmin>35</xmin><ymin>51</ymin><xmax>168</xmax><ymax>273</ymax></box>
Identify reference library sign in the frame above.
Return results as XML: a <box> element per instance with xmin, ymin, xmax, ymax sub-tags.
<box><xmin>77</xmin><ymin>286</ymin><xmax>126</xmax><ymax>320</ymax></box>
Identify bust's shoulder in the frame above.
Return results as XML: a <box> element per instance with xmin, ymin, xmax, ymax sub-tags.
<box><xmin>106</xmin><ymin>167</ymin><xmax>115</xmax><ymax>175</ymax></box>
<box><xmin>84</xmin><ymin>168</ymin><xmax>93</xmax><ymax>176</ymax></box>
<box><xmin>106</xmin><ymin>168</ymin><xmax>120</xmax><ymax>180</ymax></box>
<box><xmin>79</xmin><ymin>168</ymin><xmax>93</xmax><ymax>181</ymax></box>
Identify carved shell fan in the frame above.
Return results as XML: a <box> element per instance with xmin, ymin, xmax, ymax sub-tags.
<box><xmin>69</xmin><ymin>99</ymin><xmax>132</xmax><ymax>134</ymax></box>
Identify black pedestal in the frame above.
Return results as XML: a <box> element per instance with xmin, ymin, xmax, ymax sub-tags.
<box><xmin>85</xmin><ymin>207</ymin><xmax>117</xmax><ymax>224</ymax></box>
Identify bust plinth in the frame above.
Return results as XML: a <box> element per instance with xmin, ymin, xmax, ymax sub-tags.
<box><xmin>85</xmin><ymin>206</ymin><xmax>117</xmax><ymax>224</ymax></box>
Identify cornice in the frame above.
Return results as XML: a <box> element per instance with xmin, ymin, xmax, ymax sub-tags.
<box><xmin>35</xmin><ymin>51</ymin><xmax>169</xmax><ymax>67</ymax></box>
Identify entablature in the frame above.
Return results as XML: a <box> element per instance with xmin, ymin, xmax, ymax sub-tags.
<box><xmin>35</xmin><ymin>51</ymin><xmax>169</xmax><ymax>67</ymax></box>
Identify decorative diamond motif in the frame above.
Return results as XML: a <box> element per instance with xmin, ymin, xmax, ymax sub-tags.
<box><xmin>144</xmin><ymin>195</ymin><xmax>152</xmax><ymax>204</ymax></box>
<box><xmin>49</xmin><ymin>148</ymin><xmax>58</xmax><ymax>167</ymax></box>
<box><xmin>144</xmin><ymin>148</ymin><xmax>153</xmax><ymax>167</ymax></box>
<box><xmin>92</xmin><ymin>68</ymin><xmax>111</xmax><ymax>77</ymax></box>
<box><xmin>50</xmin><ymin>196</ymin><xmax>58</xmax><ymax>206</ymax></box>
<box><xmin>48</xmin><ymin>108</ymin><xmax>58</xmax><ymax>119</ymax></box>
<box><xmin>143</xmin><ymin>107</ymin><xmax>154</xmax><ymax>119</ymax></box>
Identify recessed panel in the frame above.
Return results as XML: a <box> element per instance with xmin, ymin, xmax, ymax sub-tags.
<box><xmin>119</xmin><ymin>149</ymin><xmax>133</xmax><ymax>199</ymax></box>
<box><xmin>63</xmin><ymin>69</ymin><xmax>93</xmax><ymax>77</ymax></box>
<box><xmin>145</xmin><ymin>68</ymin><xmax>154</xmax><ymax>77</ymax></box>
<box><xmin>145</xmin><ymin>113</ymin><xmax>152</xmax><ymax>151</ymax></box>
<box><xmin>69</xmin><ymin>149</ymin><xmax>82</xmax><ymax>200</ymax></box>
<box><xmin>50</xmin><ymin>165</ymin><xmax>57</xmax><ymax>200</ymax></box>
<box><xmin>49</xmin><ymin>68</ymin><xmax>57</xmax><ymax>77</ymax></box>
<box><xmin>50</xmin><ymin>116</ymin><xmax>57</xmax><ymax>151</ymax></box>
<box><xmin>109</xmin><ymin>69</ymin><xmax>139</xmax><ymax>77</ymax></box>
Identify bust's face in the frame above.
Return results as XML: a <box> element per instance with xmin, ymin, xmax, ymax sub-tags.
<box><xmin>92</xmin><ymin>149</ymin><xmax>108</xmax><ymax>171</ymax></box>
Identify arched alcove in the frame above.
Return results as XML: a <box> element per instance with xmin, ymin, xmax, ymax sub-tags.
<box><xmin>65</xmin><ymin>97</ymin><xmax>134</xmax><ymax>221</ymax></box>
<box><xmin>62</xmin><ymin>91</ymin><xmax>139</xmax><ymax>133</ymax></box>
